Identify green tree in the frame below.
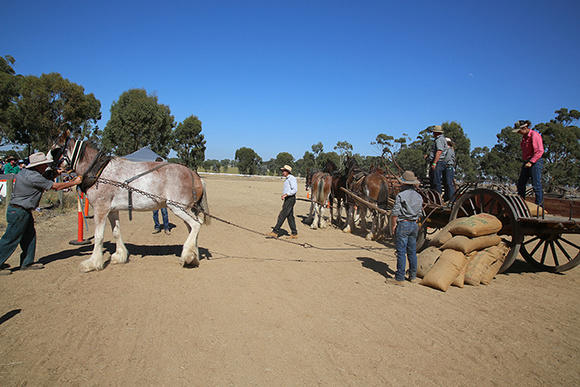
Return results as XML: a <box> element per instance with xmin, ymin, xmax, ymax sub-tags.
<box><xmin>274</xmin><ymin>152</ymin><xmax>294</xmax><ymax>172</ymax></box>
<box><xmin>478</xmin><ymin>127</ymin><xmax>522</xmax><ymax>183</ymax></box>
<box><xmin>7</xmin><ymin>72</ymin><xmax>101</xmax><ymax>151</ymax></box>
<box><xmin>297</xmin><ymin>150</ymin><xmax>316</xmax><ymax>176</ymax></box>
<box><xmin>535</xmin><ymin>108</ymin><xmax>580</xmax><ymax>188</ymax></box>
<box><xmin>334</xmin><ymin>140</ymin><xmax>353</xmax><ymax>166</ymax></box>
<box><xmin>311</xmin><ymin>142</ymin><xmax>323</xmax><ymax>159</ymax></box>
<box><xmin>0</xmin><ymin>55</ymin><xmax>21</xmax><ymax>146</ymax></box>
<box><xmin>172</xmin><ymin>115</ymin><xmax>206</xmax><ymax>170</ymax></box>
<box><xmin>317</xmin><ymin>151</ymin><xmax>341</xmax><ymax>170</ymax></box>
<box><xmin>102</xmin><ymin>89</ymin><xmax>174</xmax><ymax>157</ymax></box>
<box><xmin>235</xmin><ymin>147</ymin><xmax>262</xmax><ymax>175</ymax></box>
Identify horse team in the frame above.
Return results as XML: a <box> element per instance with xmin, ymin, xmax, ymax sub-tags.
<box><xmin>49</xmin><ymin>131</ymin><xmax>399</xmax><ymax>273</ymax></box>
<box><xmin>306</xmin><ymin>157</ymin><xmax>397</xmax><ymax>240</ymax></box>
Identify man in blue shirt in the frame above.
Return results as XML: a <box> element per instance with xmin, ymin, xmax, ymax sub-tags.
<box><xmin>0</xmin><ymin>152</ymin><xmax>81</xmax><ymax>275</ymax></box>
<box><xmin>425</xmin><ymin>125</ymin><xmax>448</xmax><ymax>196</ymax></box>
<box><xmin>389</xmin><ymin>171</ymin><xmax>424</xmax><ymax>286</ymax></box>
<box><xmin>268</xmin><ymin>165</ymin><xmax>298</xmax><ymax>239</ymax></box>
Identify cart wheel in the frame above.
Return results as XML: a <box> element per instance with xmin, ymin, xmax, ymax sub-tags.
<box><xmin>415</xmin><ymin>225</ymin><xmax>429</xmax><ymax>252</ymax></box>
<box><xmin>520</xmin><ymin>233</ymin><xmax>580</xmax><ymax>272</ymax></box>
<box><xmin>449</xmin><ymin>188</ymin><xmax>524</xmax><ymax>273</ymax></box>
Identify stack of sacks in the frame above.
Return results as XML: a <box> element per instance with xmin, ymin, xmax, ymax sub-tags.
<box><xmin>417</xmin><ymin>213</ymin><xmax>510</xmax><ymax>291</ymax></box>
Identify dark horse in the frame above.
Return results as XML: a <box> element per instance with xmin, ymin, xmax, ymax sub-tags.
<box><xmin>50</xmin><ymin>132</ymin><xmax>210</xmax><ymax>272</ymax></box>
<box><xmin>343</xmin><ymin>156</ymin><xmax>390</xmax><ymax>240</ymax></box>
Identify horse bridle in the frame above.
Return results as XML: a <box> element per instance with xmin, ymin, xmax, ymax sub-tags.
<box><xmin>50</xmin><ymin>136</ymin><xmax>85</xmax><ymax>172</ymax></box>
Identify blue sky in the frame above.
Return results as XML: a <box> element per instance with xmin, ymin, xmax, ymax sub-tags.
<box><xmin>2</xmin><ymin>0</ymin><xmax>579</xmax><ymax>161</ymax></box>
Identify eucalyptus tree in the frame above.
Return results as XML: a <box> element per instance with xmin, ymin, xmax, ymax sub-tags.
<box><xmin>235</xmin><ymin>147</ymin><xmax>262</xmax><ymax>175</ymax></box>
<box><xmin>3</xmin><ymin>69</ymin><xmax>100</xmax><ymax>151</ymax></box>
<box><xmin>172</xmin><ymin>115</ymin><xmax>206</xmax><ymax>170</ymax></box>
<box><xmin>103</xmin><ymin>89</ymin><xmax>173</xmax><ymax>157</ymax></box>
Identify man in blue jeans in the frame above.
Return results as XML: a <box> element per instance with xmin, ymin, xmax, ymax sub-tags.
<box><xmin>389</xmin><ymin>171</ymin><xmax>423</xmax><ymax>287</ymax></box>
<box><xmin>513</xmin><ymin>120</ymin><xmax>544</xmax><ymax>206</ymax></box>
<box><xmin>152</xmin><ymin>207</ymin><xmax>170</xmax><ymax>235</ymax></box>
<box><xmin>0</xmin><ymin>152</ymin><xmax>82</xmax><ymax>275</ymax></box>
<box><xmin>425</xmin><ymin>125</ymin><xmax>448</xmax><ymax>197</ymax></box>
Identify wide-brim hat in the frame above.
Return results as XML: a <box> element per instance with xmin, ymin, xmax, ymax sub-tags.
<box><xmin>512</xmin><ymin>120</ymin><xmax>531</xmax><ymax>132</ymax></box>
<box><xmin>280</xmin><ymin>165</ymin><xmax>292</xmax><ymax>173</ymax></box>
<box><xmin>430</xmin><ymin>125</ymin><xmax>444</xmax><ymax>133</ymax></box>
<box><xmin>398</xmin><ymin>170</ymin><xmax>420</xmax><ymax>185</ymax></box>
<box><xmin>445</xmin><ymin>137</ymin><xmax>454</xmax><ymax>146</ymax></box>
<box><xmin>26</xmin><ymin>152</ymin><xmax>52</xmax><ymax>169</ymax></box>
<box><xmin>5</xmin><ymin>156</ymin><xmax>17</xmax><ymax>162</ymax></box>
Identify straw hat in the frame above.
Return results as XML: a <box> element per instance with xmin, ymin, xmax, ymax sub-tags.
<box><xmin>280</xmin><ymin>165</ymin><xmax>292</xmax><ymax>173</ymax></box>
<box><xmin>512</xmin><ymin>120</ymin><xmax>531</xmax><ymax>132</ymax></box>
<box><xmin>26</xmin><ymin>152</ymin><xmax>52</xmax><ymax>169</ymax></box>
<box><xmin>398</xmin><ymin>170</ymin><xmax>420</xmax><ymax>185</ymax></box>
<box><xmin>430</xmin><ymin>125</ymin><xmax>444</xmax><ymax>133</ymax></box>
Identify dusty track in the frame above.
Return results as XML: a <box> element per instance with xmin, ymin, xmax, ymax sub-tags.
<box><xmin>1</xmin><ymin>174</ymin><xmax>579</xmax><ymax>385</ymax></box>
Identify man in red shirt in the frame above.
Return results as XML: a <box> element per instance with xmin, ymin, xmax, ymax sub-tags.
<box><xmin>513</xmin><ymin>120</ymin><xmax>544</xmax><ymax>205</ymax></box>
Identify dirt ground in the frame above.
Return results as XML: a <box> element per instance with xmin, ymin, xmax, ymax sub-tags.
<box><xmin>1</xmin><ymin>174</ymin><xmax>579</xmax><ymax>386</ymax></box>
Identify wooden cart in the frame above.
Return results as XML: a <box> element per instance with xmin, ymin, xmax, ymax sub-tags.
<box><xmin>420</xmin><ymin>185</ymin><xmax>580</xmax><ymax>273</ymax></box>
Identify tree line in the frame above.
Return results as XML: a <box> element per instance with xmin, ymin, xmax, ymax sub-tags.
<box><xmin>1</xmin><ymin>55</ymin><xmax>578</xmax><ymax>188</ymax></box>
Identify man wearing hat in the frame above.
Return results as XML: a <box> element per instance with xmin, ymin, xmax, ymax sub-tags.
<box><xmin>513</xmin><ymin>120</ymin><xmax>544</xmax><ymax>206</ymax></box>
<box><xmin>442</xmin><ymin>137</ymin><xmax>456</xmax><ymax>202</ymax></box>
<box><xmin>268</xmin><ymin>165</ymin><xmax>298</xmax><ymax>239</ymax></box>
<box><xmin>3</xmin><ymin>155</ymin><xmax>20</xmax><ymax>175</ymax></box>
<box><xmin>390</xmin><ymin>171</ymin><xmax>423</xmax><ymax>286</ymax></box>
<box><xmin>424</xmin><ymin>125</ymin><xmax>448</xmax><ymax>196</ymax></box>
<box><xmin>0</xmin><ymin>152</ymin><xmax>82</xmax><ymax>275</ymax></box>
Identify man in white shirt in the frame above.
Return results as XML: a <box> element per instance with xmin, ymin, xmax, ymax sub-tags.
<box><xmin>268</xmin><ymin>165</ymin><xmax>298</xmax><ymax>239</ymax></box>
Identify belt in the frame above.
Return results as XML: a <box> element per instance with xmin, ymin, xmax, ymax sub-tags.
<box><xmin>10</xmin><ymin>204</ymin><xmax>31</xmax><ymax>212</ymax></box>
<box><xmin>399</xmin><ymin>219</ymin><xmax>417</xmax><ymax>222</ymax></box>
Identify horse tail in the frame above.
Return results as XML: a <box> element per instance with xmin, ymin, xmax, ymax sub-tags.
<box><xmin>315</xmin><ymin>175</ymin><xmax>326</xmax><ymax>205</ymax></box>
<box><xmin>200</xmin><ymin>180</ymin><xmax>211</xmax><ymax>226</ymax></box>
<box><xmin>377</xmin><ymin>178</ymin><xmax>389</xmax><ymax>210</ymax></box>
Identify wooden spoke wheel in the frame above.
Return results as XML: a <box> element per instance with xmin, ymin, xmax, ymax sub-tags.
<box><xmin>450</xmin><ymin>188</ymin><xmax>526</xmax><ymax>273</ymax></box>
<box><xmin>520</xmin><ymin>232</ymin><xmax>580</xmax><ymax>272</ymax></box>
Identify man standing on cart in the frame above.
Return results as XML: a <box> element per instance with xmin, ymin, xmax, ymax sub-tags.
<box><xmin>425</xmin><ymin>125</ymin><xmax>448</xmax><ymax>196</ymax></box>
<box><xmin>513</xmin><ymin>120</ymin><xmax>544</xmax><ymax>206</ymax></box>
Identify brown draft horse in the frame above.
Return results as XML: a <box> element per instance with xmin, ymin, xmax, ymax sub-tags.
<box><xmin>50</xmin><ymin>132</ymin><xmax>210</xmax><ymax>272</ymax></box>
<box><xmin>343</xmin><ymin>156</ymin><xmax>390</xmax><ymax>240</ymax></box>
<box><xmin>305</xmin><ymin>162</ymin><xmax>334</xmax><ymax>229</ymax></box>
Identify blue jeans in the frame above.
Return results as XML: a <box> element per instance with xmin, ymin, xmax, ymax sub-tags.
<box><xmin>429</xmin><ymin>161</ymin><xmax>446</xmax><ymax>195</ymax></box>
<box><xmin>443</xmin><ymin>166</ymin><xmax>455</xmax><ymax>202</ymax></box>
<box><xmin>0</xmin><ymin>205</ymin><xmax>37</xmax><ymax>268</ymax></box>
<box><xmin>517</xmin><ymin>159</ymin><xmax>544</xmax><ymax>205</ymax></box>
<box><xmin>395</xmin><ymin>221</ymin><xmax>418</xmax><ymax>282</ymax></box>
<box><xmin>153</xmin><ymin>208</ymin><xmax>169</xmax><ymax>230</ymax></box>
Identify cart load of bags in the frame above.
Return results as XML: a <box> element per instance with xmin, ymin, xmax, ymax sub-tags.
<box><xmin>417</xmin><ymin>213</ymin><xmax>511</xmax><ymax>292</ymax></box>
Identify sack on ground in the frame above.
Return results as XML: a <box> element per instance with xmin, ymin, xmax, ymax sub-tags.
<box><xmin>480</xmin><ymin>241</ymin><xmax>511</xmax><ymax>285</ymax></box>
<box><xmin>429</xmin><ymin>218</ymin><xmax>463</xmax><ymax>247</ymax></box>
<box><xmin>449</xmin><ymin>213</ymin><xmax>503</xmax><ymax>237</ymax></box>
<box><xmin>417</xmin><ymin>246</ymin><xmax>442</xmax><ymax>278</ymax></box>
<box><xmin>464</xmin><ymin>249</ymin><xmax>497</xmax><ymax>286</ymax></box>
<box><xmin>441</xmin><ymin>234</ymin><xmax>502</xmax><ymax>254</ymax></box>
<box><xmin>451</xmin><ymin>260</ymin><xmax>468</xmax><ymax>288</ymax></box>
<box><xmin>420</xmin><ymin>250</ymin><xmax>467</xmax><ymax>292</ymax></box>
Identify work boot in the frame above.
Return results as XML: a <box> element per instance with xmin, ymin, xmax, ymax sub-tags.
<box><xmin>267</xmin><ymin>231</ymin><xmax>278</xmax><ymax>238</ymax></box>
<box><xmin>20</xmin><ymin>263</ymin><xmax>44</xmax><ymax>271</ymax></box>
<box><xmin>289</xmin><ymin>234</ymin><xmax>298</xmax><ymax>239</ymax></box>
<box><xmin>164</xmin><ymin>229</ymin><xmax>171</xmax><ymax>235</ymax></box>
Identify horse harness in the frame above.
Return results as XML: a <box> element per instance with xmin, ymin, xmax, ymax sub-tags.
<box><xmin>59</xmin><ymin>138</ymin><xmax>200</xmax><ymax>221</ymax></box>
